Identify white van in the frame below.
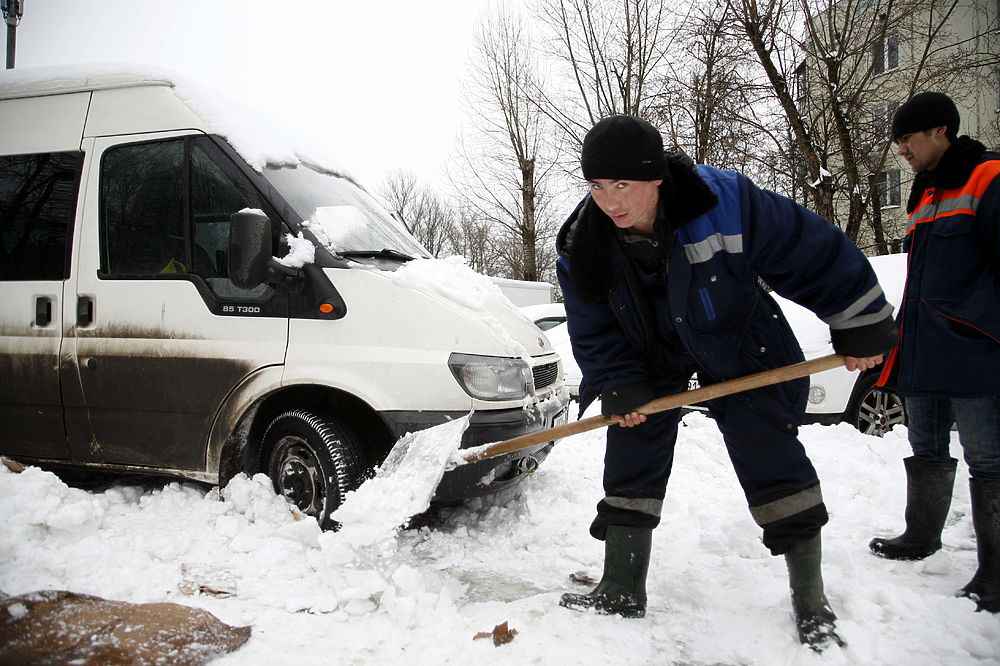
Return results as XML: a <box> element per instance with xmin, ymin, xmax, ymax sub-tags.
<box><xmin>0</xmin><ymin>67</ymin><xmax>569</xmax><ymax>527</ymax></box>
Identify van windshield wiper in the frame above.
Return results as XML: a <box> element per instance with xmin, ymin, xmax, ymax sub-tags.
<box><xmin>338</xmin><ymin>249</ymin><xmax>416</xmax><ymax>262</ymax></box>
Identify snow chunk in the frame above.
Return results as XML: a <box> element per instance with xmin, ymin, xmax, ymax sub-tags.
<box><xmin>6</xmin><ymin>602</ymin><xmax>27</xmax><ymax>620</ymax></box>
<box><xmin>274</xmin><ymin>232</ymin><xmax>315</xmax><ymax>268</ymax></box>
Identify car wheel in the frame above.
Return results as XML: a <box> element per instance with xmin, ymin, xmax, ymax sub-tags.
<box><xmin>262</xmin><ymin>409</ymin><xmax>365</xmax><ymax>529</ymax></box>
<box><xmin>846</xmin><ymin>373</ymin><xmax>906</xmax><ymax>437</ymax></box>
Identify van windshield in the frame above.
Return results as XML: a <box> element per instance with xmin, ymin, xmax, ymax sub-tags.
<box><xmin>262</xmin><ymin>163</ymin><xmax>429</xmax><ymax>259</ymax></box>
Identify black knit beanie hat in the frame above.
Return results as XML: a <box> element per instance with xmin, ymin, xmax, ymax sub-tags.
<box><xmin>581</xmin><ymin>115</ymin><xmax>666</xmax><ymax>181</ymax></box>
<box><xmin>891</xmin><ymin>92</ymin><xmax>960</xmax><ymax>141</ymax></box>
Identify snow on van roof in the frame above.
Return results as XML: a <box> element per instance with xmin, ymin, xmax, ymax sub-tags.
<box><xmin>0</xmin><ymin>64</ymin><xmax>173</xmax><ymax>99</ymax></box>
<box><xmin>0</xmin><ymin>64</ymin><xmax>353</xmax><ymax>178</ymax></box>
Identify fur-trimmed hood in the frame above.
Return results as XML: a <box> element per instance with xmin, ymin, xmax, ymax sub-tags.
<box><xmin>906</xmin><ymin>135</ymin><xmax>993</xmax><ymax>213</ymax></box>
<box><xmin>556</xmin><ymin>151</ymin><xmax>719</xmax><ymax>302</ymax></box>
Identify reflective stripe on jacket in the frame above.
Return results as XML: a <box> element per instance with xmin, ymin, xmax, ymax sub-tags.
<box><xmin>558</xmin><ymin>159</ymin><xmax>897</xmax><ymax>420</ymax></box>
<box><xmin>877</xmin><ymin>148</ymin><xmax>1000</xmax><ymax>396</ymax></box>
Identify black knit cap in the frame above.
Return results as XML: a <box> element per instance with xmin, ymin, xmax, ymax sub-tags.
<box><xmin>581</xmin><ymin>115</ymin><xmax>666</xmax><ymax>181</ymax></box>
<box><xmin>891</xmin><ymin>92</ymin><xmax>960</xmax><ymax>141</ymax></box>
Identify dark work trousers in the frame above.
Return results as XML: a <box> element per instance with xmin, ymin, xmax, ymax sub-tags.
<box><xmin>593</xmin><ymin>383</ymin><xmax>829</xmax><ymax>555</ymax></box>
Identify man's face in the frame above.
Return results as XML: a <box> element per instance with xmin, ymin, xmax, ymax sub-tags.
<box><xmin>588</xmin><ymin>178</ymin><xmax>662</xmax><ymax>234</ymax></box>
<box><xmin>895</xmin><ymin>127</ymin><xmax>950</xmax><ymax>173</ymax></box>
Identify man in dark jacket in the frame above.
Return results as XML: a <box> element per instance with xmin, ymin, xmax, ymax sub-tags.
<box><xmin>556</xmin><ymin>115</ymin><xmax>896</xmax><ymax>651</ymax></box>
<box><xmin>870</xmin><ymin>92</ymin><xmax>1000</xmax><ymax>613</ymax></box>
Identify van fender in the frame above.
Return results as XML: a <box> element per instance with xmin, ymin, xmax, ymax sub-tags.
<box><xmin>204</xmin><ymin>365</ymin><xmax>285</xmax><ymax>482</ymax></box>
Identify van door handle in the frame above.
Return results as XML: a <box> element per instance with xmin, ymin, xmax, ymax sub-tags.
<box><xmin>35</xmin><ymin>297</ymin><xmax>52</xmax><ymax>327</ymax></box>
<box><xmin>77</xmin><ymin>297</ymin><xmax>94</xmax><ymax>327</ymax></box>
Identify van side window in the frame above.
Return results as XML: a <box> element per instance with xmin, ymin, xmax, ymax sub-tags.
<box><xmin>0</xmin><ymin>151</ymin><xmax>82</xmax><ymax>281</ymax></box>
<box><xmin>100</xmin><ymin>136</ymin><xmax>275</xmax><ymax>301</ymax></box>
<box><xmin>101</xmin><ymin>139</ymin><xmax>187</xmax><ymax>275</ymax></box>
<box><xmin>190</xmin><ymin>136</ymin><xmax>271</xmax><ymax>299</ymax></box>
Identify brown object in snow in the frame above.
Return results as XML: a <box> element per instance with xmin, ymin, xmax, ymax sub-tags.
<box><xmin>0</xmin><ymin>590</ymin><xmax>251</xmax><ymax>665</ymax></box>
<box><xmin>0</xmin><ymin>456</ymin><xmax>26</xmax><ymax>473</ymax></box>
<box><xmin>462</xmin><ymin>354</ymin><xmax>847</xmax><ymax>463</ymax></box>
<box><xmin>473</xmin><ymin>620</ymin><xmax>518</xmax><ymax>646</ymax></box>
<box><xmin>569</xmin><ymin>571</ymin><xmax>598</xmax><ymax>586</ymax></box>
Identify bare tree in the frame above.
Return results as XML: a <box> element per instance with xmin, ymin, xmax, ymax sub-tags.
<box><xmin>447</xmin><ymin>204</ymin><xmax>505</xmax><ymax>276</ymax></box>
<box><xmin>731</xmin><ymin>0</ymin><xmax>839</xmax><ymax>220</ymax></box>
<box><xmin>653</xmin><ymin>0</ymin><xmax>762</xmax><ymax>170</ymax></box>
<box><xmin>455</xmin><ymin>8</ymin><xmax>560</xmax><ymax>283</ymax></box>
<box><xmin>533</xmin><ymin>0</ymin><xmax>680</xmax><ymax>153</ymax></box>
<box><xmin>378</xmin><ymin>170</ymin><xmax>455</xmax><ymax>257</ymax></box>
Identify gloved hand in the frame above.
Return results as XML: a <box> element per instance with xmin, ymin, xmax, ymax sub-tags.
<box><xmin>601</xmin><ymin>382</ymin><xmax>655</xmax><ymax>417</ymax></box>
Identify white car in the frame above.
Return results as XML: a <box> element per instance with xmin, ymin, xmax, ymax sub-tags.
<box><xmin>539</xmin><ymin>321</ymin><xmax>581</xmax><ymax>400</ymax></box>
<box><xmin>772</xmin><ymin>253</ymin><xmax>906</xmax><ymax>436</ymax></box>
<box><xmin>522</xmin><ymin>254</ymin><xmax>907</xmax><ymax>435</ymax></box>
<box><xmin>519</xmin><ymin>303</ymin><xmax>568</xmax><ymax>332</ymax></box>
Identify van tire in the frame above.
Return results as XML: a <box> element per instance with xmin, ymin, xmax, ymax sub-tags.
<box><xmin>262</xmin><ymin>409</ymin><xmax>365</xmax><ymax>530</ymax></box>
<box><xmin>845</xmin><ymin>372</ymin><xmax>906</xmax><ymax>437</ymax></box>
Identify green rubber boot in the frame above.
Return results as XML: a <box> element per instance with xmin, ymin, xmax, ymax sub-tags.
<box><xmin>785</xmin><ymin>534</ymin><xmax>845</xmax><ymax>653</ymax></box>
<box><xmin>560</xmin><ymin>526</ymin><xmax>651</xmax><ymax>618</ymax></box>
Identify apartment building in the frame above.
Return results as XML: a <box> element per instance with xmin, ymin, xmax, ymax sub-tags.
<box><xmin>794</xmin><ymin>0</ymin><xmax>998</xmax><ymax>253</ymax></box>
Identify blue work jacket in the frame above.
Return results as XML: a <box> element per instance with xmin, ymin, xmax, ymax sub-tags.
<box><xmin>557</xmin><ymin>155</ymin><xmax>897</xmax><ymax>423</ymax></box>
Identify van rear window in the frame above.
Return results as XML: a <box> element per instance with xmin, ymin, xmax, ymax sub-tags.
<box><xmin>0</xmin><ymin>151</ymin><xmax>83</xmax><ymax>281</ymax></box>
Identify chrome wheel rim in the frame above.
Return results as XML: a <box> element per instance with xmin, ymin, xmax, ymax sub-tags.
<box><xmin>269</xmin><ymin>436</ymin><xmax>325</xmax><ymax>516</ymax></box>
<box><xmin>857</xmin><ymin>389</ymin><xmax>906</xmax><ymax>436</ymax></box>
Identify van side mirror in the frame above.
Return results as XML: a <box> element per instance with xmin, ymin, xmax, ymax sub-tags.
<box><xmin>228</xmin><ymin>209</ymin><xmax>272</xmax><ymax>289</ymax></box>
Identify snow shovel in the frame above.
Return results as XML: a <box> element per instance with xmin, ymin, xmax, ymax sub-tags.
<box><xmin>457</xmin><ymin>353</ymin><xmax>847</xmax><ymax>464</ymax></box>
<box><xmin>331</xmin><ymin>354</ymin><xmax>845</xmax><ymax>541</ymax></box>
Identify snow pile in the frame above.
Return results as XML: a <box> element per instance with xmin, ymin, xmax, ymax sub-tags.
<box><xmin>331</xmin><ymin>415</ymin><xmax>471</xmax><ymax>549</ymax></box>
<box><xmin>385</xmin><ymin>256</ymin><xmax>530</xmax><ymax>359</ymax></box>
<box><xmin>2</xmin><ymin>413</ymin><xmax>998</xmax><ymax>664</ymax></box>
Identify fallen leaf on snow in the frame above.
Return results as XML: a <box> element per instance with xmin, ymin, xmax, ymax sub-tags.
<box><xmin>569</xmin><ymin>570</ymin><xmax>597</xmax><ymax>586</ymax></box>
<box><xmin>473</xmin><ymin>621</ymin><xmax>518</xmax><ymax>646</ymax></box>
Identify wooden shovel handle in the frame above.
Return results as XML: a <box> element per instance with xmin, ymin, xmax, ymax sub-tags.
<box><xmin>461</xmin><ymin>354</ymin><xmax>846</xmax><ymax>463</ymax></box>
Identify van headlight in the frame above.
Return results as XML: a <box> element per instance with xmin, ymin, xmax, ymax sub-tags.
<box><xmin>448</xmin><ymin>353</ymin><xmax>533</xmax><ymax>401</ymax></box>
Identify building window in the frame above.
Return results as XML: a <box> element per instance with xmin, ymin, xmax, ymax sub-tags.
<box><xmin>875</xmin><ymin>169</ymin><xmax>901</xmax><ymax>208</ymax></box>
<box><xmin>870</xmin><ymin>101</ymin><xmax>898</xmax><ymax>145</ymax></box>
<box><xmin>794</xmin><ymin>63</ymin><xmax>808</xmax><ymax>104</ymax></box>
<box><xmin>872</xmin><ymin>32</ymin><xmax>899</xmax><ymax>75</ymax></box>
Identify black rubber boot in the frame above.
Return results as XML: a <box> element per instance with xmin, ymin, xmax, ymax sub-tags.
<box><xmin>560</xmin><ymin>526</ymin><xmax>651</xmax><ymax>618</ymax></box>
<box><xmin>870</xmin><ymin>456</ymin><xmax>957</xmax><ymax>560</ymax></box>
<box><xmin>958</xmin><ymin>478</ymin><xmax>1000</xmax><ymax>613</ymax></box>
<box><xmin>785</xmin><ymin>534</ymin><xmax>845</xmax><ymax>653</ymax></box>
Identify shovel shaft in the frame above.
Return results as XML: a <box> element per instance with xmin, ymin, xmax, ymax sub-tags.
<box><xmin>461</xmin><ymin>354</ymin><xmax>846</xmax><ymax>463</ymax></box>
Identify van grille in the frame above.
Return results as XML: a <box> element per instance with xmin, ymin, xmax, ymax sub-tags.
<box><xmin>532</xmin><ymin>362</ymin><xmax>559</xmax><ymax>390</ymax></box>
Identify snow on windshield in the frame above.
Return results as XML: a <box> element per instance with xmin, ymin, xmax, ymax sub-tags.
<box><xmin>263</xmin><ymin>164</ymin><xmax>428</xmax><ymax>258</ymax></box>
<box><xmin>306</xmin><ymin>206</ymin><xmax>376</xmax><ymax>255</ymax></box>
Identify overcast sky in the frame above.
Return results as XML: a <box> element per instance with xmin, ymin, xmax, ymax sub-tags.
<box><xmin>13</xmin><ymin>0</ymin><xmax>505</xmax><ymax>191</ymax></box>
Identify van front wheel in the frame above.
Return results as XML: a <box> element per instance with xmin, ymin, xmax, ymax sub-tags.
<box><xmin>262</xmin><ymin>410</ymin><xmax>365</xmax><ymax>530</ymax></box>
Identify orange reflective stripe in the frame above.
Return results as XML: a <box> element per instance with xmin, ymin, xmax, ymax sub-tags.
<box><xmin>905</xmin><ymin>159</ymin><xmax>1000</xmax><ymax>236</ymax></box>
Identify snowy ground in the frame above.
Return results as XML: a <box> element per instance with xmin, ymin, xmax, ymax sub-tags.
<box><xmin>2</xmin><ymin>407</ymin><xmax>997</xmax><ymax>666</ymax></box>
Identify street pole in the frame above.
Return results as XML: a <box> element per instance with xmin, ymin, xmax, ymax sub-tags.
<box><xmin>6</xmin><ymin>22</ymin><xmax>14</xmax><ymax>68</ymax></box>
<box><xmin>1</xmin><ymin>0</ymin><xmax>23</xmax><ymax>69</ymax></box>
